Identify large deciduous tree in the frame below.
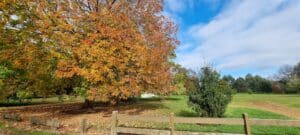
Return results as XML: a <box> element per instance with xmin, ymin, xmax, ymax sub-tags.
<box><xmin>0</xmin><ymin>0</ymin><xmax>178</xmax><ymax>105</ymax></box>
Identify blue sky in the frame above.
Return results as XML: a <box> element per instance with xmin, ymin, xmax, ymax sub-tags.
<box><xmin>163</xmin><ymin>0</ymin><xmax>300</xmax><ymax>78</ymax></box>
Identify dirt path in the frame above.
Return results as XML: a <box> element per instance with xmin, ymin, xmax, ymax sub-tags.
<box><xmin>0</xmin><ymin>102</ymin><xmax>164</xmax><ymax>134</ymax></box>
<box><xmin>249</xmin><ymin>101</ymin><xmax>300</xmax><ymax>119</ymax></box>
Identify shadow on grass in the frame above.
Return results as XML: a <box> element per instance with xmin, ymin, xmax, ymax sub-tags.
<box><xmin>0</xmin><ymin>101</ymin><xmax>54</xmax><ymax>107</ymax></box>
<box><xmin>1</xmin><ymin>96</ymin><xmax>171</xmax><ymax>117</ymax></box>
<box><xmin>164</xmin><ymin>96</ymin><xmax>182</xmax><ymax>101</ymax></box>
<box><xmin>176</xmin><ymin>110</ymin><xmax>199</xmax><ymax>117</ymax></box>
<box><xmin>138</xmin><ymin>96</ymin><xmax>182</xmax><ymax>102</ymax></box>
<box><xmin>0</xmin><ymin>102</ymin><xmax>33</xmax><ymax>107</ymax></box>
<box><xmin>59</xmin><ymin>100</ymin><xmax>168</xmax><ymax>116</ymax></box>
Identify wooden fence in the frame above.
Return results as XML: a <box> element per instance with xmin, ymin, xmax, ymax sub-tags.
<box><xmin>2</xmin><ymin>112</ymin><xmax>300</xmax><ymax>135</ymax></box>
<box><xmin>110</xmin><ymin>111</ymin><xmax>300</xmax><ymax>135</ymax></box>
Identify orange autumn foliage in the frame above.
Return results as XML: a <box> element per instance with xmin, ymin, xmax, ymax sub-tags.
<box><xmin>0</xmin><ymin>1</ymin><xmax>60</xmax><ymax>98</ymax></box>
<box><xmin>0</xmin><ymin>0</ymin><xmax>178</xmax><ymax>103</ymax></box>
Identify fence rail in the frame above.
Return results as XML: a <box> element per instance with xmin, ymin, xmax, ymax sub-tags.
<box><xmin>2</xmin><ymin>111</ymin><xmax>300</xmax><ymax>135</ymax></box>
<box><xmin>111</xmin><ymin>111</ymin><xmax>300</xmax><ymax>135</ymax></box>
<box><xmin>117</xmin><ymin>127</ymin><xmax>244</xmax><ymax>135</ymax></box>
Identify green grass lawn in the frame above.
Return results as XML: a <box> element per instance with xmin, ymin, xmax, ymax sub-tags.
<box><xmin>134</xmin><ymin>94</ymin><xmax>300</xmax><ymax>135</ymax></box>
<box><xmin>231</xmin><ymin>93</ymin><xmax>300</xmax><ymax>109</ymax></box>
<box><xmin>160</xmin><ymin>95</ymin><xmax>291</xmax><ymax>119</ymax></box>
<box><xmin>1</xmin><ymin>94</ymin><xmax>300</xmax><ymax>134</ymax></box>
<box><xmin>225</xmin><ymin>107</ymin><xmax>290</xmax><ymax>119</ymax></box>
<box><xmin>175</xmin><ymin>124</ymin><xmax>300</xmax><ymax>135</ymax></box>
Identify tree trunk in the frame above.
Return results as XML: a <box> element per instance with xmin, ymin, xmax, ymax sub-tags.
<box><xmin>82</xmin><ymin>99</ymin><xmax>94</xmax><ymax>110</ymax></box>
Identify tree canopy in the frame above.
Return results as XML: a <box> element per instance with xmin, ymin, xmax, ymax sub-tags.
<box><xmin>0</xmin><ymin>0</ymin><xmax>178</xmax><ymax>103</ymax></box>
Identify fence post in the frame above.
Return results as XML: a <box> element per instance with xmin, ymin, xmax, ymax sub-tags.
<box><xmin>50</xmin><ymin>118</ymin><xmax>59</xmax><ymax>132</ymax></box>
<box><xmin>80</xmin><ymin>118</ymin><xmax>87</xmax><ymax>135</ymax></box>
<box><xmin>243</xmin><ymin>113</ymin><xmax>251</xmax><ymax>135</ymax></box>
<box><xmin>97</xmin><ymin>113</ymin><xmax>101</xmax><ymax>132</ymax></box>
<box><xmin>170</xmin><ymin>113</ymin><xmax>175</xmax><ymax>135</ymax></box>
<box><xmin>111</xmin><ymin>111</ymin><xmax>118</xmax><ymax>135</ymax></box>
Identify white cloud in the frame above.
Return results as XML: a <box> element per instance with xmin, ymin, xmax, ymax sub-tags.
<box><xmin>177</xmin><ymin>0</ymin><xmax>300</xmax><ymax>74</ymax></box>
<box><xmin>164</xmin><ymin>0</ymin><xmax>186</xmax><ymax>13</ymax></box>
<box><xmin>163</xmin><ymin>0</ymin><xmax>196</xmax><ymax>24</ymax></box>
<box><xmin>164</xmin><ymin>0</ymin><xmax>196</xmax><ymax>13</ymax></box>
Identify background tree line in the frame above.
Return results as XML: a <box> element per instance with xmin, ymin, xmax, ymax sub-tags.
<box><xmin>224</xmin><ymin>74</ymin><xmax>272</xmax><ymax>93</ymax></box>
<box><xmin>172</xmin><ymin>62</ymin><xmax>300</xmax><ymax>95</ymax></box>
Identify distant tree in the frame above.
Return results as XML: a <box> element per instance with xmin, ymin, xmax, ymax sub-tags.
<box><xmin>286</xmin><ymin>78</ymin><xmax>300</xmax><ymax>93</ymax></box>
<box><xmin>172</xmin><ymin>65</ymin><xmax>188</xmax><ymax>95</ymax></box>
<box><xmin>286</xmin><ymin>63</ymin><xmax>300</xmax><ymax>93</ymax></box>
<box><xmin>243</xmin><ymin>74</ymin><xmax>272</xmax><ymax>93</ymax></box>
<box><xmin>276</xmin><ymin>65</ymin><xmax>294</xmax><ymax>83</ymax></box>
<box><xmin>172</xmin><ymin>64</ymin><xmax>202</xmax><ymax>95</ymax></box>
<box><xmin>245</xmin><ymin>74</ymin><xmax>257</xmax><ymax>92</ymax></box>
<box><xmin>274</xmin><ymin>63</ymin><xmax>300</xmax><ymax>93</ymax></box>
<box><xmin>260</xmin><ymin>79</ymin><xmax>272</xmax><ymax>93</ymax></box>
<box><xmin>292</xmin><ymin>63</ymin><xmax>300</xmax><ymax>78</ymax></box>
<box><xmin>184</xmin><ymin>75</ymin><xmax>199</xmax><ymax>92</ymax></box>
<box><xmin>271</xmin><ymin>82</ymin><xmax>284</xmax><ymax>94</ymax></box>
<box><xmin>188</xmin><ymin>66</ymin><xmax>234</xmax><ymax>117</ymax></box>
<box><xmin>233</xmin><ymin>77</ymin><xmax>249</xmax><ymax>92</ymax></box>
<box><xmin>222</xmin><ymin>75</ymin><xmax>235</xmax><ymax>85</ymax></box>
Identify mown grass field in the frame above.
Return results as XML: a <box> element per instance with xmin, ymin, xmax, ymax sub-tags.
<box><xmin>230</xmin><ymin>94</ymin><xmax>300</xmax><ymax>109</ymax></box>
<box><xmin>152</xmin><ymin>94</ymin><xmax>300</xmax><ymax>135</ymax></box>
<box><xmin>0</xmin><ymin>94</ymin><xmax>300</xmax><ymax>135</ymax></box>
<box><xmin>160</xmin><ymin>95</ymin><xmax>292</xmax><ymax>119</ymax></box>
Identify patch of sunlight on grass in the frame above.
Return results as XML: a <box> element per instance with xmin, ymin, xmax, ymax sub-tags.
<box><xmin>225</xmin><ymin>107</ymin><xmax>291</xmax><ymax>119</ymax></box>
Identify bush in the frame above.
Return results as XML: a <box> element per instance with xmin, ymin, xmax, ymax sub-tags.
<box><xmin>16</xmin><ymin>90</ymin><xmax>33</xmax><ymax>102</ymax></box>
<box><xmin>188</xmin><ymin>67</ymin><xmax>234</xmax><ymax>117</ymax></box>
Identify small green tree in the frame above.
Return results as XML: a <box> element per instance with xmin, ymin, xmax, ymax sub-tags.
<box><xmin>188</xmin><ymin>67</ymin><xmax>234</xmax><ymax>117</ymax></box>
